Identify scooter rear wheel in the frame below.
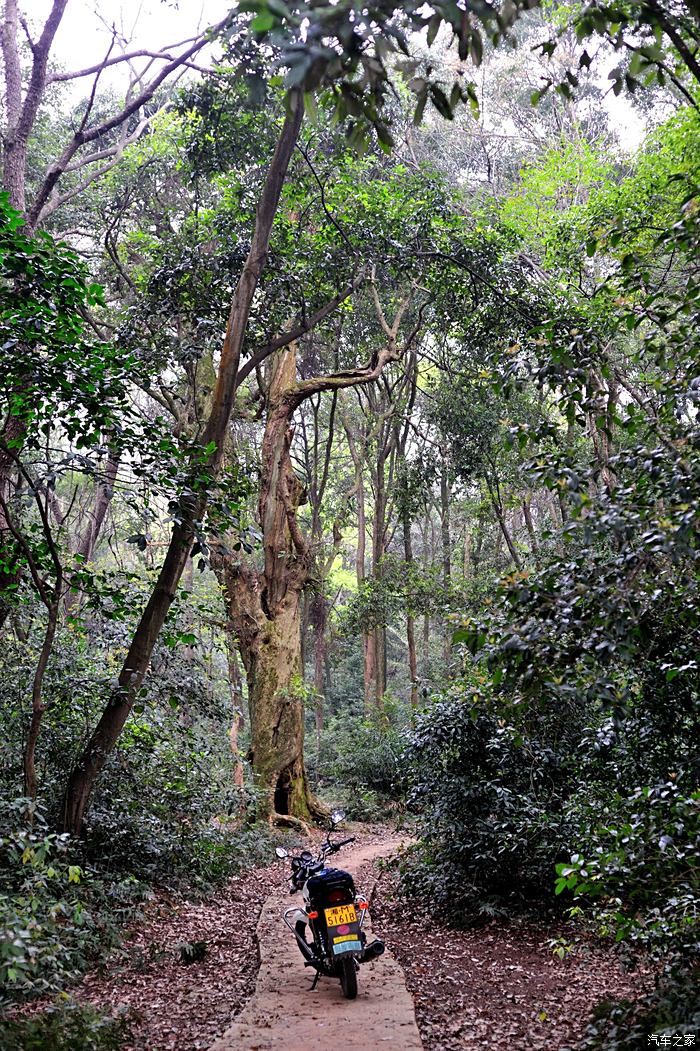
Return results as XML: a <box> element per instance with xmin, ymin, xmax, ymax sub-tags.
<box><xmin>339</xmin><ymin>956</ymin><xmax>358</xmax><ymax>999</ymax></box>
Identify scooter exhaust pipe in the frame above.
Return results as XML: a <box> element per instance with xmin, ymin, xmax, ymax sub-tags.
<box><xmin>361</xmin><ymin>939</ymin><xmax>385</xmax><ymax>962</ymax></box>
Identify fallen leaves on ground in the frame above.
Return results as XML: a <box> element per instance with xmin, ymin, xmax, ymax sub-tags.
<box><xmin>59</xmin><ymin>864</ymin><xmax>279</xmax><ymax>1051</ymax></box>
<box><xmin>370</xmin><ymin>867</ymin><xmax>652</xmax><ymax>1050</ymax></box>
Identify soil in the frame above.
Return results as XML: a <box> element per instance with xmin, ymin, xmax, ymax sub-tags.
<box><xmin>370</xmin><ymin>863</ymin><xmax>653</xmax><ymax>1051</ymax></box>
<box><xmin>72</xmin><ymin>864</ymin><xmax>277</xmax><ymax>1051</ymax></box>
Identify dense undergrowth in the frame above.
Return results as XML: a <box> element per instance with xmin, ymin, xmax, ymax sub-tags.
<box><xmin>2</xmin><ymin>2</ymin><xmax>700</xmax><ymax>1049</ymax></box>
<box><xmin>0</xmin><ymin>614</ymin><xmax>273</xmax><ymax>1046</ymax></box>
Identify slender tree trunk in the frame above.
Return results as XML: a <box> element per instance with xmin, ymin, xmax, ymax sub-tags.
<box><xmin>463</xmin><ymin>528</ymin><xmax>472</xmax><ymax>579</ymax></box>
<box><xmin>403</xmin><ymin>515</ymin><xmax>418</xmax><ymax>708</ymax></box>
<box><xmin>24</xmin><ymin>595</ymin><xmax>60</xmax><ymax>800</ymax></box>
<box><xmin>522</xmin><ymin>495</ymin><xmax>539</xmax><ymax>557</ymax></box>
<box><xmin>78</xmin><ymin>452</ymin><xmax>120</xmax><ymax>560</ymax></box>
<box><xmin>60</xmin><ymin>96</ymin><xmax>304</xmax><ymax>835</ymax></box>
<box><xmin>492</xmin><ymin>499</ymin><xmax>523</xmax><ymax>569</ymax></box>
<box><xmin>440</xmin><ymin>462</ymin><xmax>451</xmax><ymax>663</ymax></box>
<box><xmin>373</xmin><ymin>447</ymin><xmax>387</xmax><ymax>706</ymax></box>
<box><xmin>363</xmin><ymin>633</ymin><xmax>377</xmax><ymax>712</ymax></box>
<box><xmin>473</xmin><ymin>511</ymin><xmax>486</xmax><ymax>568</ymax></box>
<box><xmin>422</xmin><ymin>517</ymin><xmax>432</xmax><ymax>677</ymax></box>
<box><xmin>356</xmin><ymin>464</ymin><xmax>376</xmax><ymax>712</ymax></box>
<box><xmin>226</xmin><ymin>639</ymin><xmax>245</xmax><ymax>790</ymax></box>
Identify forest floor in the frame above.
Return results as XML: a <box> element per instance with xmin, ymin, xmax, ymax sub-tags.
<box><xmin>371</xmin><ymin>860</ymin><xmax>652</xmax><ymax>1050</ymax></box>
<box><xmin>16</xmin><ymin>823</ymin><xmax>651</xmax><ymax>1049</ymax></box>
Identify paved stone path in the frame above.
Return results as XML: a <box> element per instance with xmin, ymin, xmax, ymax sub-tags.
<box><xmin>208</xmin><ymin>837</ymin><xmax>423</xmax><ymax>1051</ymax></box>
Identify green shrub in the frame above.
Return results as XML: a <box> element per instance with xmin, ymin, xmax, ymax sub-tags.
<box><xmin>0</xmin><ymin>998</ymin><xmax>133</xmax><ymax>1051</ymax></box>
<box><xmin>0</xmin><ymin>798</ymin><xmax>148</xmax><ymax>1007</ymax></box>
<box><xmin>556</xmin><ymin>782</ymin><xmax>700</xmax><ymax>959</ymax></box>
<box><xmin>401</xmin><ymin>694</ymin><xmax>576</xmax><ymax>922</ymax></box>
<box><xmin>310</xmin><ymin>700</ymin><xmax>408</xmax><ymax>819</ymax></box>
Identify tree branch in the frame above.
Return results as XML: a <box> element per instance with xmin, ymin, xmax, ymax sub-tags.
<box><xmin>236</xmin><ymin>272</ymin><xmax>366</xmax><ymax>388</ymax></box>
<box><xmin>36</xmin><ymin>115</ymin><xmax>153</xmax><ymax>223</ymax></box>
<box><xmin>47</xmin><ymin>36</ymin><xmax>207</xmax><ymax>82</ymax></box>
<box><xmin>28</xmin><ymin>16</ymin><xmax>229</xmax><ymax>228</ymax></box>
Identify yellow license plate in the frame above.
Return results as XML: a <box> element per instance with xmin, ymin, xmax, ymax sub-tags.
<box><xmin>324</xmin><ymin>904</ymin><xmax>357</xmax><ymax>926</ymax></box>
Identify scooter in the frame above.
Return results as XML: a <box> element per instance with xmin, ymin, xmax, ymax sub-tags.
<box><xmin>275</xmin><ymin>810</ymin><xmax>385</xmax><ymax>999</ymax></box>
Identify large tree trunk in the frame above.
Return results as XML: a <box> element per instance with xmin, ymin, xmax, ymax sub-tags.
<box><xmin>245</xmin><ymin>590</ymin><xmax>314</xmax><ymax>820</ymax></box>
<box><xmin>218</xmin><ymin>286</ymin><xmax>412</xmax><ymax>818</ymax></box>
<box><xmin>219</xmin><ymin>547</ymin><xmax>316</xmax><ymax>821</ymax></box>
<box><xmin>213</xmin><ymin>344</ymin><xmax>321</xmax><ymax>824</ymax></box>
<box><xmin>60</xmin><ymin>95</ymin><xmax>304</xmax><ymax>834</ymax></box>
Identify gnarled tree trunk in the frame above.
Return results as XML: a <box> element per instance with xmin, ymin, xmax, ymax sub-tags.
<box><xmin>220</xmin><ymin>559</ymin><xmax>317</xmax><ymax>820</ymax></box>
<box><xmin>217</xmin><ymin>285</ymin><xmax>414</xmax><ymax>821</ymax></box>
<box><xmin>215</xmin><ymin>345</ymin><xmax>321</xmax><ymax>823</ymax></box>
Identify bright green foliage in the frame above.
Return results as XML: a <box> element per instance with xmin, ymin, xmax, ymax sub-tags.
<box><xmin>310</xmin><ymin>701</ymin><xmax>409</xmax><ymax>820</ymax></box>
<box><xmin>502</xmin><ymin>140</ymin><xmax>616</xmax><ymax>269</ymax></box>
<box><xmin>0</xmin><ymin>195</ymin><xmax>138</xmax><ymax>451</ymax></box>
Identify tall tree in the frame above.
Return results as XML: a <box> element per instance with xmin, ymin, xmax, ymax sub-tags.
<box><xmin>60</xmin><ymin>93</ymin><xmax>305</xmax><ymax>834</ymax></box>
<box><xmin>215</xmin><ymin>284</ymin><xmax>416</xmax><ymax>822</ymax></box>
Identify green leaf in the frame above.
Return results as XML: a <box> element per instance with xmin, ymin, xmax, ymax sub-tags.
<box><xmin>251</xmin><ymin>11</ymin><xmax>275</xmax><ymax>31</ymax></box>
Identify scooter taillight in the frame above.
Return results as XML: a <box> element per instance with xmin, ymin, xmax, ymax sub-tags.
<box><xmin>327</xmin><ymin>889</ymin><xmax>349</xmax><ymax>903</ymax></box>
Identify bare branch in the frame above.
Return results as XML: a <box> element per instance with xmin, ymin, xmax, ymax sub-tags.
<box><xmin>35</xmin><ymin>114</ymin><xmax>152</xmax><ymax>223</ymax></box>
<box><xmin>19</xmin><ymin>14</ymin><xmax>35</xmax><ymax>52</ymax></box>
<box><xmin>73</xmin><ymin>32</ymin><xmax>119</xmax><ymax>140</ymax></box>
<box><xmin>369</xmin><ymin>267</ymin><xmax>394</xmax><ymax>340</ymax></box>
<box><xmin>47</xmin><ymin>37</ymin><xmax>204</xmax><ymax>83</ymax></box>
<box><xmin>28</xmin><ymin>15</ymin><xmax>229</xmax><ymax>228</ymax></box>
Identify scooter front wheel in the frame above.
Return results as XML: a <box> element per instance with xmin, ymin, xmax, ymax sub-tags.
<box><xmin>339</xmin><ymin>956</ymin><xmax>358</xmax><ymax>999</ymax></box>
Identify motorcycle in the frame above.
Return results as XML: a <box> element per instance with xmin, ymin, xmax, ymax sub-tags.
<box><xmin>275</xmin><ymin>809</ymin><xmax>385</xmax><ymax>999</ymax></box>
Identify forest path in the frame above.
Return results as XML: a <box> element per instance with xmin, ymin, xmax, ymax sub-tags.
<box><xmin>208</xmin><ymin>834</ymin><xmax>422</xmax><ymax>1051</ymax></box>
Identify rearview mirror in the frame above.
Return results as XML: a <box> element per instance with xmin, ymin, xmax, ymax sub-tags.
<box><xmin>275</xmin><ymin>846</ymin><xmax>288</xmax><ymax>859</ymax></box>
<box><xmin>330</xmin><ymin>808</ymin><xmax>346</xmax><ymax>826</ymax></box>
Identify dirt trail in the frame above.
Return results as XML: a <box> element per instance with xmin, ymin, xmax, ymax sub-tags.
<box><xmin>208</xmin><ymin>836</ymin><xmax>423</xmax><ymax>1051</ymax></box>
